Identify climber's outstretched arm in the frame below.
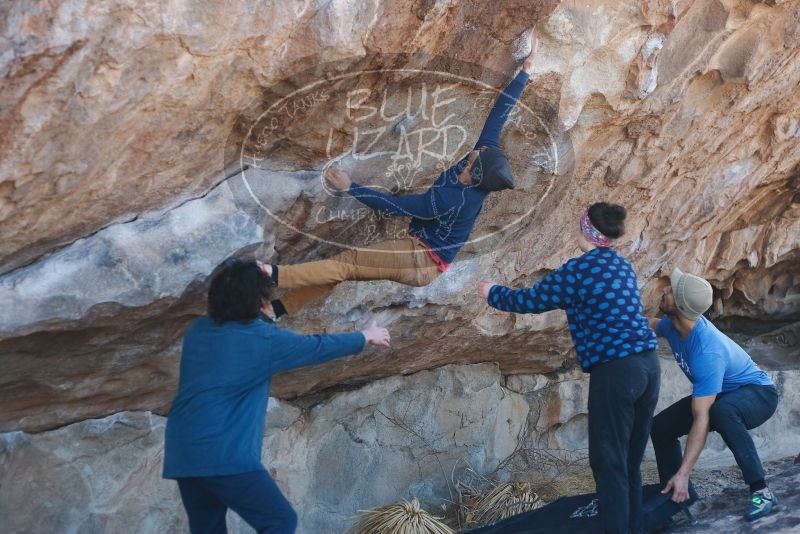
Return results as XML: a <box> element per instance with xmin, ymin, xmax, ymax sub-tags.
<box><xmin>324</xmin><ymin>167</ymin><xmax>436</xmax><ymax>219</ymax></box>
<box><xmin>473</xmin><ymin>34</ymin><xmax>539</xmax><ymax>149</ymax></box>
<box><xmin>473</xmin><ymin>70</ymin><xmax>530</xmax><ymax>150</ymax></box>
<box><xmin>347</xmin><ymin>182</ymin><xmax>436</xmax><ymax>219</ymax></box>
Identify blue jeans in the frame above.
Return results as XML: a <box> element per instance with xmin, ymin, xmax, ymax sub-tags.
<box><xmin>177</xmin><ymin>471</ymin><xmax>297</xmax><ymax>534</ymax></box>
<box><xmin>651</xmin><ymin>384</ymin><xmax>779</xmax><ymax>487</ymax></box>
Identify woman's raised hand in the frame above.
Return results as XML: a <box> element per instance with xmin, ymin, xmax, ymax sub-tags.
<box><xmin>477</xmin><ymin>281</ymin><xmax>494</xmax><ymax>300</ymax></box>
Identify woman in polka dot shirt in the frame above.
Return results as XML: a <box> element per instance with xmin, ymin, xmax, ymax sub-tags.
<box><xmin>477</xmin><ymin>203</ymin><xmax>660</xmax><ymax>534</ymax></box>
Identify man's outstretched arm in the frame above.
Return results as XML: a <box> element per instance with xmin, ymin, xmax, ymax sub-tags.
<box><xmin>662</xmin><ymin>355</ymin><xmax>724</xmax><ymax>503</ymax></box>
<box><xmin>474</xmin><ymin>36</ymin><xmax>539</xmax><ymax>149</ymax></box>
<box><xmin>662</xmin><ymin>395</ymin><xmax>716</xmax><ymax>503</ymax></box>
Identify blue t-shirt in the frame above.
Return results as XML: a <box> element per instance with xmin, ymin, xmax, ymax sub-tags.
<box><xmin>656</xmin><ymin>315</ymin><xmax>773</xmax><ymax>396</ymax></box>
<box><xmin>163</xmin><ymin>316</ymin><xmax>365</xmax><ymax>478</ymax></box>
<box><xmin>488</xmin><ymin>247</ymin><xmax>658</xmax><ymax>371</ymax></box>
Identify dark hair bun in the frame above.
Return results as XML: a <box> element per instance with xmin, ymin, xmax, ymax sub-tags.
<box><xmin>588</xmin><ymin>202</ymin><xmax>626</xmax><ymax>239</ymax></box>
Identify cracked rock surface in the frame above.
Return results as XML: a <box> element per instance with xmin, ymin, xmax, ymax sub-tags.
<box><xmin>2</xmin><ymin>0</ymin><xmax>799</xmax><ymax>433</ymax></box>
<box><xmin>2</xmin><ymin>359</ymin><xmax>798</xmax><ymax>533</ymax></box>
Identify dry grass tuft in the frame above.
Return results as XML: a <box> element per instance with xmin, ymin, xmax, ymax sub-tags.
<box><xmin>460</xmin><ymin>481</ymin><xmax>544</xmax><ymax>527</ymax></box>
<box><xmin>349</xmin><ymin>498</ymin><xmax>455</xmax><ymax>534</ymax></box>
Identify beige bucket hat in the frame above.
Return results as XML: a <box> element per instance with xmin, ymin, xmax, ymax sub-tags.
<box><xmin>670</xmin><ymin>268</ymin><xmax>713</xmax><ymax>321</ymax></box>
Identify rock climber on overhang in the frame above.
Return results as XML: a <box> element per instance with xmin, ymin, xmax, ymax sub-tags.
<box><xmin>262</xmin><ymin>36</ymin><xmax>540</xmax><ymax>318</ymax></box>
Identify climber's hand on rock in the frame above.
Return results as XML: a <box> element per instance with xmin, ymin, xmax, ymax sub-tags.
<box><xmin>362</xmin><ymin>320</ymin><xmax>390</xmax><ymax>347</ymax></box>
<box><xmin>324</xmin><ymin>167</ymin><xmax>352</xmax><ymax>192</ymax></box>
<box><xmin>522</xmin><ymin>32</ymin><xmax>540</xmax><ymax>74</ymax></box>
<box><xmin>477</xmin><ymin>281</ymin><xmax>494</xmax><ymax>300</ymax></box>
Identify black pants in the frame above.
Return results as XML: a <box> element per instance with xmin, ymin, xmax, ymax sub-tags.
<box><xmin>177</xmin><ymin>471</ymin><xmax>297</xmax><ymax>534</ymax></box>
<box><xmin>588</xmin><ymin>350</ymin><xmax>661</xmax><ymax>534</ymax></box>
<box><xmin>650</xmin><ymin>384</ymin><xmax>778</xmax><ymax>488</ymax></box>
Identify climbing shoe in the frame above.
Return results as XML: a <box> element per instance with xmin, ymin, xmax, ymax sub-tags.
<box><xmin>746</xmin><ymin>488</ymin><xmax>778</xmax><ymax>521</ymax></box>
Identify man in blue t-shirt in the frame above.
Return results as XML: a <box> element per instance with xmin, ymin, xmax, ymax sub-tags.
<box><xmin>163</xmin><ymin>259</ymin><xmax>390</xmax><ymax>533</ymax></box>
<box><xmin>648</xmin><ymin>268</ymin><xmax>779</xmax><ymax>521</ymax></box>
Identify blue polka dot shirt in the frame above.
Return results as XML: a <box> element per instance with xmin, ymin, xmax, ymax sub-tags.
<box><xmin>488</xmin><ymin>247</ymin><xmax>658</xmax><ymax>371</ymax></box>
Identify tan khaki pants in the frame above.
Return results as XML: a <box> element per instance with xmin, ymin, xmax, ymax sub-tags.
<box><xmin>278</xmin><ymin>238</ymin><xmax>441</xmax><ymax>314</ymax></box>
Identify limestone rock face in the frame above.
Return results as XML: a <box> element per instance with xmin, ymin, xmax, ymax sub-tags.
<box><xmin>3</xmin><ymin>1</ymin><xmax>800</xmax><ymax>532</ymax></box>
<box><xmin>0</xmin><ymin>364</ymin><xmax>530</xmax><ymax>534</ymax></box>
<box><xmin>2</xmin><ymin>361</ymin><xmax>799</xmax><ymax>534</ymax></box>
<box><xmin>1</xmin><ymin>0</ymin><xmax>799</xmax><ymax>438</ymax></box>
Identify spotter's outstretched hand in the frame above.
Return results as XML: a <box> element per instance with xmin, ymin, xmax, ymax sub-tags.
<box><xmin>324</xmin><ymin>167</ymin><xmax>352</xmax><ymax>192</ymax></box>
<box><xmin>362</xmin><ymin>320</ymin><xmax>390</xmax><ymax>347</ymax></box>
<box><xmin>477</xmin><ymin>281</ymin><xmax>494</xmax><ymax>300</ymax></box>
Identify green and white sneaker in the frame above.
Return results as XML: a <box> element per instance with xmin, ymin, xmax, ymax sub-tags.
<box><xmin>746</xmin><ymin>488</ymin><xmax>778</xmax><ymax>521</ymax></box>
